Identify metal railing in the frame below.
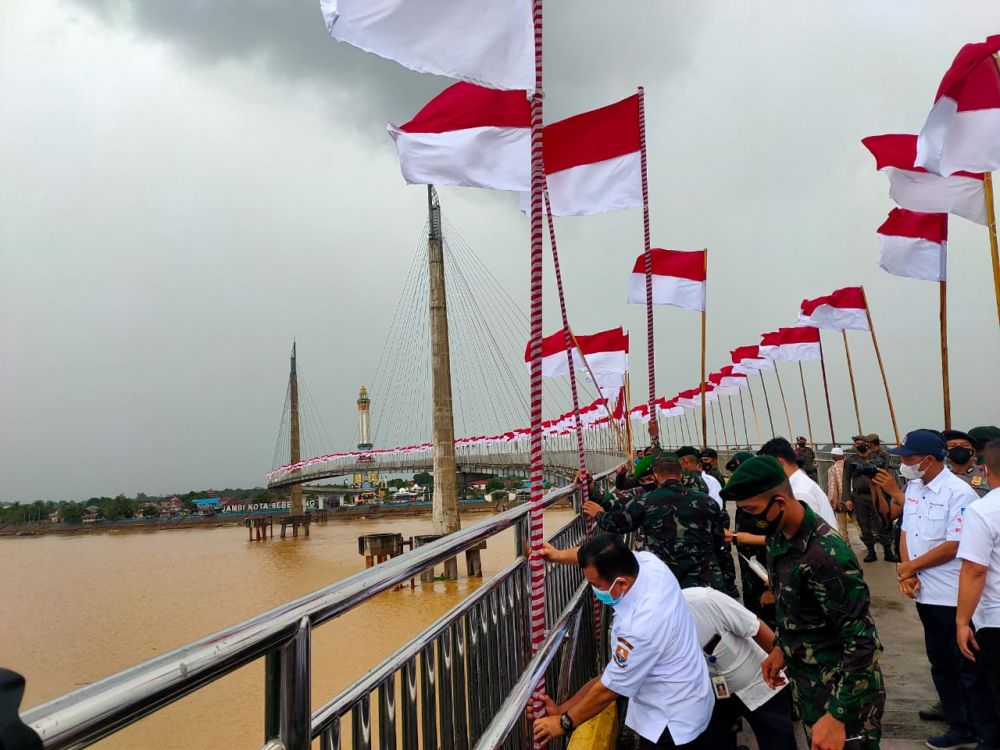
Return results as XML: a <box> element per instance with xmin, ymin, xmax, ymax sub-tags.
<box><xmin>16</xmin><ymin>469</ymin><xmax>617</xmax><ymax>750</ymax></box>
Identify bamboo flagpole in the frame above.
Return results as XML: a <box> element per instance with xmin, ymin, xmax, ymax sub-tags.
<box><xmin>842</xmin><ymin>330</ymin><xmax>863</xmax><ymax>436</ymax></box>
<box><xmin>758</xmin><ymin>372</ymin><xmax>776</xmax><ymax>438</ymax></box>
<box><xmin>716</xmin><ymin>398</ymin><xmax>731</xmax><ymax>448</ymax></box>
<box><xmin>818</xmin><ymin>334</ymin><xmax>837</xmax><ymax>445</ymax></box>
<box><xmin>700</xmin><ymin>250</ymin><xmax>708</xmax><ymax>448</ymax></box>
<box><xmin>709</xmin><ymin>395</ymin><xmax>720</xmax><ymax>446</ymax></box>
<box><xmin>744</xmin><ymin>383</ymin><xmax>763</xmax><ymax>445</ymax></box>
<box><xmin>731</xmin><ymin>394</ymin><xmax>747</xmax><ymax>447</ymax></box>
<box><xmin>798</xmin><ymin>362</ymin><xmax>814</xmax><ymax>447</ymax></box>
<box><xmin>940</xmin><ymin>276</ymin><xmax>951</xmax><ymax>429</ymax></box>
<box><xmin>860</xmin><ymin>286</ymin><xmax>900</xmax><ymax>444</ymax></box>
<box><xmin>772</xmin><ymin>364</ymin><xmax>794</xmax><ymax>440</ymax></box>
<box><xmin>637</xmin><ymin>86</ymin><xmax>657</xmax><ymax>425</ymax></box>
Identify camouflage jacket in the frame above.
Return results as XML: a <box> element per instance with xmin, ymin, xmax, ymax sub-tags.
<box><xmin>681</xmin><ymin>470</ymin><xmax>709</xmax><ymax>494</ymax></box>
<box><xmin>590</xmin><ymin>480</ymin><xmax>734</xmax><ymax>595</ymax></box>
<box><xmin>704</xmin><ymin>467</ymin><xmax>727</xmax><ymax>486</ymax></box>
<box><xmin>796</xmin><ymin>445</ymin><xmax>816</xmax><ymax>472</ymax></box>
<box><xmin>767</xmin><ymin>506</ymin><xmax>884</xmax><ymax>735</ymax></box>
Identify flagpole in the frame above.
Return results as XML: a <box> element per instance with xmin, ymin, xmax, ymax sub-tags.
<box><xmin>624</xmin><ymin>372</ymin><xmax>635</xmax><ymax>459</ymax></box>
<box><xmin>744</xmin><ymin>383</ymin><xmax>763</xmax><ymax>445</ymax></box>
<box><xmin>758</xmin><ymin>372</ymin><xmax>775</xmax><ymax>438</ymax></box>
<box><xmin>730</xmin><ymin>394</ymin><xmax>745</xmax><ymax>448</ymax></box>
<box><xmin>798</xmin><ymin>362</ymin><xmax>814</xmax><ymax>448</ymax></box>
<box><xmin>842</xmin><ymin>330</ymin><xmax>863</xmax><ymax>436</ymax></box>
<box><xmin>860</xmin><ymin>286</ymin><xmax>900</xmax><ymax>444</ymax></box>
<box><xmin>818</xmin><ymin>334</ymin><xmax>837</xmax><ymax>446</ymax></box>
<box><xmin>700</xmin><ymin>250</ymin><xmax>708</xmax><ymax>449</ymax></box>
<box><xmin>526</xmin><ymin>0</ymin><xmax>546</xmax><ymax>727</ymax></box>
<box><xmin>709</xmin><ymin>396</ymin><xmax>719</xmax><ymax>447</ymax></box>
<box><xmin>716</xmin><ymin>398</ymin><xmax>731</xmax><ymax>448</ymax></box>
<box><xmin>772</xmin><ymin>364</ymin><xmax>794</xmax><ymax>440</ymax></box>
<box><xmin>637</xmin><ymin>86</ymin><xmax>657</xmax><ymax>426</ymax></box>
<box><xmin>940</xmin><ymin>277</ymin><xmax>951</xmax><ymax>430</ymax></box>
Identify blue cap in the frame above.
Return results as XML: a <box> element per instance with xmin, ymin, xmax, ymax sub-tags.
<box><xmin>889</xmin><ymin>429</ymin><xmax>946</xmax><ymax>460</ymax></box>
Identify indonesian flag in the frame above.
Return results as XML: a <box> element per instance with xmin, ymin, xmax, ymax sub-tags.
<box><xmin>798</xmin><ymin>287</ymin><xmax>870</xmax><ymax>331</ymax></box>
<box><xmin>321</xmin><ymin>0</ymin><xmax>533</xmax><ymax>91</ymax></box>
<box><xmin>626</xmin><ymin>249</ymin><xmax>707</xmax><ymax>311</ymax></box>
<box><xmin>916</xmin><ymin>36</ymin><xmax>1000</xmax><ymax>176</ymax></box>
<box><xmin>876</xmin><ymin>208</ymin><xmax>948</xmax><ymax>282</ymax></box>
<box><xmin>731</xmin><ymin>346</ymin><xmax>774</xmax><ymax>373</ymax></box>
<box><xmin>387</xmin><ymin>83</ymin><xmax>530</xmax><ymax>190</ymax></box>
<box><xmin>758</xmin><ymin>331</ymin><xmax>782</xmax><ymax>360</ymax></box>
<box><xmin>531</xmin><ymin>94</ymin><xmax>642</xmax><ymax>216</ymax></box>
<box><xmin>711</xmin><ymin>366</ymin><xmax>749</xmax><ymax>390</ymax></box>
<box><xmin>862</xmin><ymin>134</ymin><xmax>986</xmax><ymax>225</ymax></box>
<box><xmin>656</xmin><ymin>397</ymin><xmax>684</xmax><ymax>418</ymax></box>
<box><xmin>777</xmin><ymin>326</ymin><xmax>822</xmax><ymax>361</ymax></box>
<box><xmin>526</xmin><ymin>327</ymin><xmax>629</xmax><ymax>379</ymax></box>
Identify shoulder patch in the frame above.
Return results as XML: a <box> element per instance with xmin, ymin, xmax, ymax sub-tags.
<box><xmin>613</xmin><ymin>638</ymin><xmax>632</xmax><ymax>668</ymax></box>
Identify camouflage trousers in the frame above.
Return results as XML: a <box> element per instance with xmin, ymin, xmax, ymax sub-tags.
<box><xmin>789</xmin><ymin>663</ymin><xmax>885</xmax><ymax>748</ymax></box>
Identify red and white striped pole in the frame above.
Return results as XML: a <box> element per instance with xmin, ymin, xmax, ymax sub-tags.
<box><xmin>638</xmin><ymin>86</ymin><xmax>656</xmax><ymax>445</ymax></box>
<box><xmin>527</xmin><ymin>0</ymin><xmax>547</xmax><ymax>736</ymax></box>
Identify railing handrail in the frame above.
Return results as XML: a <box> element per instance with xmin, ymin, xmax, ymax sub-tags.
<box><xmin>22</xmin><ymin>469</ymin><xmax>615</xmax><ymax>749</ymax></box>
<box><xmin>473</xmin><ymin>582</ymin><xmax>589</xmax><ymax>750</ymax></box>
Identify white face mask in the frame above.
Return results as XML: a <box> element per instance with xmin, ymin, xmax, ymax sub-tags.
<box><xmin>900</xmin><ymin>460</ymin><xmax>927</xmax><ymax>481</ymax></box>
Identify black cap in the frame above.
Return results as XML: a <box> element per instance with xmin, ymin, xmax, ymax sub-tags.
<box><xmin>676</xmin><ymin>446</ymin><xmax>700</xmax><ymax>459</ymax></box>
<box><xmin>940</xmin><ymin>430</ymin><xmax>975</xmax><ymax>445</ymax></box>
<box><xmin>889</xmin><ymin>429</ymin><xmax>946</xmax><ymax>460</ymax></box>
<box><xmin>700</xmin><ymin>448</ymin><xmax>718</xmax><ymax>459</ymax></box>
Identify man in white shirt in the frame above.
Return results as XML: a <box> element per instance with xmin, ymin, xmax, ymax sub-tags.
<box><xmin>681</xmin><ymin>587</ymin><xmax>796</xmax><ymax>750</ymax></box>
<box><xmin>956</xmin><ymin>439</ymin><xmax>1000</xmax><ymax>729</ymax></box>
<box><xmin>757</xmin><ymin>437</ymin><xmax>839</xmax><ymax>532</ymax></box>
<box><xmin>892</xmin><ymin>429</ymin><xmax>996</xmax><ymax>750</ymax></box>
<box><xmin>533</xmin><ymin>534</ymin><xmax>715</xmax><ymax>748</ymax></box>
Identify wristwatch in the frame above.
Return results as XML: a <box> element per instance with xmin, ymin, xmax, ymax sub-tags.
<box><xmin>559</xmin><ymin>713</ymin><xmax>575</xmax><ymax>734</ymax></box>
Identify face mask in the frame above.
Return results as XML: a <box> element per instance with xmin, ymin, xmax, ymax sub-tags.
<box><xmin>900</xmin><ymin>459</ymin><xmax>927</xmax><ymax>481</ymax></box>
<box><xmin>746</xmin><ymin>495</ymin><xmax>785</xmax><ymax>537</ymax></box>
<box><xmin>856</xmin><ymin>443</ymin><xmax>870</xmax><ymax>453</ymax></box>
<box><xmin>592</xmin><ymin>578</ymin><xmax>624</xmax><ymax>606</ymax></box>
<box><xmin>948</xmin><ymin>447</ymin><xmax>973</xmax><ymax>466</ymax></box>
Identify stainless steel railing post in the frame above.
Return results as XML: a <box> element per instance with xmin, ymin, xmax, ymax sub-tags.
<box><xmin>279</xmin><ymin>617</ymin><xmax>312</xmax><ymax>750</ymax></box>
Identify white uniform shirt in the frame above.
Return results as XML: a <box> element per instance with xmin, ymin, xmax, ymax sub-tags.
<box><xmin>789</xmin><ymin>469</ymin><xmax>838</xmax><ymax>530</ymax></box>
<box><xmin>901</xmin><ymin>468</ymin><xmax>978</xmax><ymax>606</ymax></box>
<box><xmin>681</xmin><ymin>587</ymin><xmax>785</xmax><ymax>711</ymax></box>
<box><xmin>957</xmin><ymin>487</ymin><xmax>1000</xmax><ymax>628</ymax></box>
<box><xmin>702</xmin><ymin>472</ymin><xmax>724</xmax><ymax>510</ymax></box>
<box><xmin>601</xmin><ymin>551</ymin><xmax>714</xmax><ymax>744</ymax></box>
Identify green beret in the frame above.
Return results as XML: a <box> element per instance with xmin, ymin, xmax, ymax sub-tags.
<box><xmin>968</xmin><ymin>426</ymin><xmax>1000</xmax><ymax>449</ymax></box>
<box><xmin>656</xmin><ymin>452</ymin><xmax>680</xmax><ymax>462</ymax></box>
<box><xmin>720</xmin><ymin>455</ymin><xmax>786</xmax><ymax>502</ymax></box>
<box><xmin>675</xmin><ymin>446</ymin><xmax>700</xmax><ymax>459</ymax></box>
<box><xmin>725</xmin><ymin>450</ymin><xmax>755</xmax><ymax>472</ymax></box>
<box><xmin>633</xmin><ymin>456</ymin><xmax>654</xmax><ymax>479</ymax></box>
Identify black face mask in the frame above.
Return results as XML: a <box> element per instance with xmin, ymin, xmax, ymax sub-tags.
<box><xmin>856</xmin><ymin>443</ymin><xmax>870</xmax><ymax>453</ymax></box>
<box><xmin>948</xmin><ymin>447</ymin><xmax>973</xmax><ymax>466</ymax></box>
<box><xmin>746</xmin><ymin>495</ymin><xmax>785</xmax><ymax>537</ymax></box>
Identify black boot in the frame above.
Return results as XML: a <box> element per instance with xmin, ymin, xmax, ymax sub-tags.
<box><xmin>863</xmin><ymin>546</ymin><xmax>877</xmax><ymax>562</ymax></box>
<box><xmin>882</xmin><ymin>544</ymin><xmax>900</xmax><ymax>562</ymax></box>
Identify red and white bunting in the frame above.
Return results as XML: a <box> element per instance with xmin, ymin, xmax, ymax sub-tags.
<box><xmin>321</xmin><ymin>0</ymin><xmax>533</xmax><ymax>91</ymax></box>
<box><xmin>798</xmin><ymin>287</ymin><xmax>870</xmax><ymax>332</ymax></box>
<box><xmin>876</xmin><ymin>209</ymin><xmax>948</xmax><ymax>282</ymax></box>
<box><xmin>916</xmin><ymin>35</ymin><xmax>1000</xmax><ymax>176</ymax></box>
<box><xmin>862</xmin><ymin>133</ymin><xmax>986</xmax><ymax>225</ymax></box>
<box><xmin>626</xmin><ymin>248</ymin><xmax>706</xmax><ymax>311</ymax></box>
<box><xmin>777</xmin><ymin>326</ymin><xmax>822</xmax><ymax>361</ymax></box>
<box><xmin>525</xmin><ymin>327</ymin><xmax>629</xmax><ymax>378</ymax></box>
<box><xmin>387</xmin><ymin>83</ymin><xmax>530</xmax><ymax>190</ymax></box>
<box><xmin>529</xmin><ymin>94</ymin><xmax>642</xmax><ymax>216</ymax></box>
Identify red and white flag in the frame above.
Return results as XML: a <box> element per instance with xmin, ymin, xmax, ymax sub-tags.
<box><xmin>387</xmin><ymin>83</ymin><xmax>530</xmax><ymax>190</ymax></box>
<box><xmin>526</xmin><ymin>327</ymin><xmax>629</xmax><ymax>379</ymax></box>
<box><xmin>876</xmin><ymin>208</ymin><xmax>948</xmax><ymax>282</ymax></box>
<box><xmin>321</xmin><ymin>0</ymin><xmax>533</xmax><ymax>91</ymax></box>
<box><xmin>530</xmin><ymin>94</ymin><xmax>642</xmax><ymax>216</ymax></box>
<box><xmin>758</xmin><ymin>331</ymin><xmax>782</xmax><ymax>360</ymax></box>
<box><xmin>709</xmin><ymin>367</ymin><xmax>748</xmax><ymax>393</ymax></box>
<box><xmin>798</xmin><ymin>287</ymin><xmax>870</xmax><ymax>331</ymax></box>
<box><xmin>916</xmin><ymin>35</ymin><xmax>1000</xmax><ymax>176</ymax></box>
<box><xmin>862</xmin><ymin>134</ymin><xmax>986</xmax><ymax>225</ymax></box>
<box><xmin>626</xmin><ymin>248</ymin><xmax>706</xmax><ymax>311</ymax></box>
<box><xmin>730</xmin><ymin>346</ymin><xmax>774</xmax><ymax>373</ymax></box>
<box><xmin>777</xmin><ymin>326</ymin><xmax>822</xmax><ymax>361</ymax></box>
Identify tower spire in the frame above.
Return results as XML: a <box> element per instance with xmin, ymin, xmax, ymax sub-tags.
<box><xmin>288</xmin><ymin>341</ymin><xmax>304</xmax><ymax>516</ymax></box>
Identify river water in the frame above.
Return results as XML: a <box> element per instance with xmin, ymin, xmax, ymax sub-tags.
<box><xmin>1</xmin><ymin>510</ymin><xmax>574</xmax><ymax>749</ymax></box>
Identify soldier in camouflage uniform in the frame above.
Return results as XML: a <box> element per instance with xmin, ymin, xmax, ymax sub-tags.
<box><xmin>581</xmin><ymin>456</ymin><xmax>737</xmax><ymax>596</ymax></box>
<box><xmin>722</xmin><ymin>456</ymin><xmax>885</xmax><ymax>748</ymax></box>
<box><xmin>795</xmin><ymin>436</ymin><xmax>818</xmax><ymax>481</ymax></box>
<box><xmin>942</xmin><ymin>429</ymin><xmax>991</xmax><ymax>497</ymax></box>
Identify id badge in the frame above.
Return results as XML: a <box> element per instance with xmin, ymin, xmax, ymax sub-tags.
<box><xmin>711</xmin><ymin>674</ymin><xmax>731</xmax><ymax>699</ymax></box>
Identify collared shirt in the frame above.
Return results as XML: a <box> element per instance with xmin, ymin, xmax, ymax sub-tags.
<box><xmin>682</xmin><ymin>587</ymin><xmax>784</xmax><ymax>711</ymax></box>
<box><xmin>702</xmin><ymin>471</ymin><xmax>724</xmax><ymax>510</ymax></box>
<box><xmin>601</xmin><ymin>551</ymin><xmax>715</xmax><ymax>744</ymax></box>
<box><xmin>957</xmin><ymin>487</ymin><xmax>1000</xmax><ymax>628</ymax></box>
<box><xmin>952</xmin><ymin>464</ymin><xmax>991</xmax><ymax>498</ymax></box>
<box><xmin>901</xmin><ymin>468</ymin><xmax>978</xmax><ymax>606</ymax></box>
<box><xmin>789</xmin><ymin>469</ymin><xmax>838</xmax><ymax>530</ymax></box>
<box><xmin>828</xmin><ymin>461</ymin><xmax>845</xmax><ymax>510</ymax></box>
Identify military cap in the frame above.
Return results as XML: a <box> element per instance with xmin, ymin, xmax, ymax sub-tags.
<box><xmin>725</xmin><ymin>450</ymin><xmax>755</xmax><ymax>472</ymax></box>
<box><xmin>940</xmin><ymin>429</ymin><xmax>975</xmax><ymax>445</ymax></box>
<box><xmin>633</xmin><ymin>455</ymin><xmax>654</xmax><ymax>479</ymax></box>
<box><xmin>700</xmin><ymin>447</ymin><xmax>718</xmax><ymax>458</ymax></box>
<box><xmin>864</xmin><ymin>433</ymin><xmax>880</xmax><ymax>443</ymax></box>
<box><xmin>675</xmin><ymin>446</ymin><xmax>700</xmax><ymax>459</ymax></box>
<box><xmin>969</xmin><ymin>426</ymin><xmax>1000</xmax><ymax>450</ymax></box>
<box><xmin>851</xmin><ymin>434</ymin><xmax>867</xmax><ymax>442</ymax></box>
<box><xmin>654</xmin><ymin>452</ymin><xmax>680</xmax><ymax>462</ymax></box>
<box><xmin>796</xmin><ymin>435</ymin><xmax>808</xmax><ymax>442</ymax></box>
<box><xmin>720</xmin><ymin>455</ymin><xmax>786</xmax><ymax>502</ymax></box>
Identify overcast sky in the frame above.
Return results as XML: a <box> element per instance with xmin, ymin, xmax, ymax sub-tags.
<box><xmin>2</xmin><ymin>1</ymin><xmax>999</xmax><ymax>502</ymax></box>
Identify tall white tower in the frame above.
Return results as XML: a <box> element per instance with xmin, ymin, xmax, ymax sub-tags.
<box><xmin>357</xmin><ymin>385</ymin><xmax>373</xmax><ymax>450</ymax></box>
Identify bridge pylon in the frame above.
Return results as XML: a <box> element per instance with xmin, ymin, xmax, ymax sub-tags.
<box><xmin>288</xmin><ymin>342</ymin><xmax>304</xmax><ymax>516</ymax></box>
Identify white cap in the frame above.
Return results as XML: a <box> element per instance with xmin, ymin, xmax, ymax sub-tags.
<box><xmin>831</xmin><ymin>447</ymin><xmax>844</xmax><ymax>456</ymax></box>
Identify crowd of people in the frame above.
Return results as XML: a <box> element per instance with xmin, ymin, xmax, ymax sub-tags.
<box><xmin>530</xmin><ymin>425</ymin><xmax>1000</xmax><ymax>750</ymax></box>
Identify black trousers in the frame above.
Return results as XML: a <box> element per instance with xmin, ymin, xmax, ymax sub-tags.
<box><xmin>917</xmin><ymin>602</ymin><xmax>997</xmax><ymax>743</ymax></box>
<box><xmin>699</xmin><ymin>689</ymin><xmax>797</xmax><ymax>750</ymax></box>
<box><xmin>977</xmin><ymin>627</ymin><xmax>1000</xmax><ymax>725</ymax></box>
